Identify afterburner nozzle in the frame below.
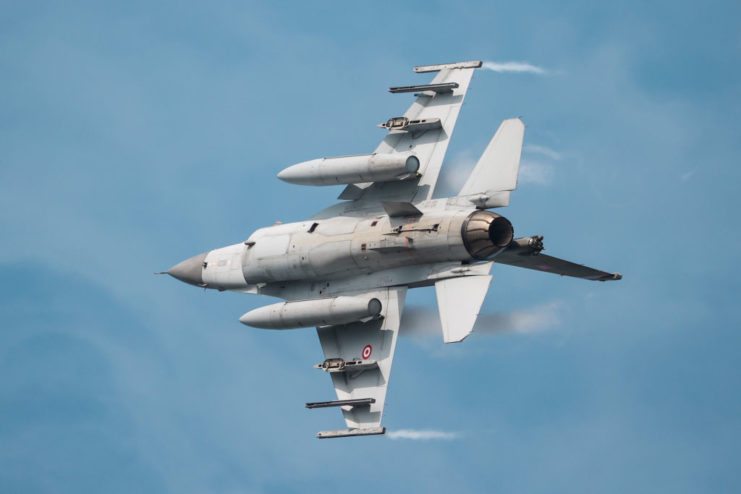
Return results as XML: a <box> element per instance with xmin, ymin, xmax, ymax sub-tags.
<box><xmin>461</xmin><ymin>210</ymin><xmax>514</xmax><ymax>260</ymax></box>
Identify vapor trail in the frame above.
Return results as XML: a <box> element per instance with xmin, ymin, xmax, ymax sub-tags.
<box><xmin>483</xmin><ymin>61</ymin><xmax>547</xmax><ymax>75</ymax></box>
<box><xmin>401</xmin><ymin>301</ymin><xmax>563</xmax><ymax>338</ymax></box>
<box><xmin>387</xmin><ymin>429</ymin><xmax>459</xmax><ymax>440</ymax></box>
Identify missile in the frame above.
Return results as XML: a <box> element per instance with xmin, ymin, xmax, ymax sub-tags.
<box><xmin>239</xmin><ymin>295</ymin><xmax>382</xmax><ymax>329</ymax></box>
<box><xmin>505</xmin><ymin>235</ymin><xmax>545</xmax><ymax>256</ymax></box>
<box><xmin>277</xmin><ymin>153</ymin><xmax>419</xmax><ymax>186</ymax></box>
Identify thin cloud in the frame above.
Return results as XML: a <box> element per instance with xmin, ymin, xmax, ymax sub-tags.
<box><xmin>438</xmin><ymin>145</ymin><xmax>559</xmax><ymax>198</ymax></box>
<box><xmin>483</xmin><ymin>61</ymin><xmax>547</xmax><ymax>75</ymax></box>
<box><xmin>437</xmin><ymin>152</ymin><xmax>476</xmax><ymax>197</ymax></box>
<box><xmin>476</xmin><ymin>301</ymin><xmax>562</xmax><ymax>335</ymax></box>
<box><xmin>401</xmin><ymin>301</ymin><xmax>563</xmax><ymax>339</ymax></box>
<box><xmin>387</xmin><ymin>429</ymin><xmax>459</xmax><ymax>440</ymax></box>
<box><xmin>525</xmin><ymin>144</ymin><xmax>562</xmax><ymax>161</ymax></box>
<box><xmin>518</xmin><ymin>159</ymin><xmax>555</xmax><ymax>185</ymax></box>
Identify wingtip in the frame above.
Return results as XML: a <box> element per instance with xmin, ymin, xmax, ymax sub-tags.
<box><xmin>413</xmin><ymin>60</ymin><xmax>483</xmax><ymax>73</ymax></box>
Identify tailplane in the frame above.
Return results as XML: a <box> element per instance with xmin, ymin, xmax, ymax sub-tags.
<box><xmin>435</xmin><ymin>275</ymin><xmax>492</xmax><ymax>343</ymax></box>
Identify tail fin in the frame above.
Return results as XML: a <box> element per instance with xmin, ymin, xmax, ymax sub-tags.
<box><xmin>458</xmin><ymin>118</ymin><xmax>525</xmax><ymax>207</ymax></box>
<box><xmin>435</xmin><ymin>275</ymin><xmax>492</xmax><ymax>343</ymax></box>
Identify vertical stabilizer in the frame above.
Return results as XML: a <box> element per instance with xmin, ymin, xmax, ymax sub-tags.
<box><xmin>435</xmin><ymin>275</ymin><xmax>492</xmax><ymax>343</ymax></box>
<box><xmin>458</xmin><ymin>118</ymin><xmax>525</xmax><ymax>206</ymax></box>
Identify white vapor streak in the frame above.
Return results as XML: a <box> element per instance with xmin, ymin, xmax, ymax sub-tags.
<box><xmin>525</xmin><ymin>144</ymin><xmax>562</xmax><ymax>161</ymax></box>
<box><xmin>483</xmin><ymin>61</ymin><xmax>547</xmax><ymax>75</ymax></box>
<box><xmin>401</xmin><ymin>301</ymin><xmax>563</xmax><ymax>339</ymax></box>
<box><xmin>387</xmin><ymin>429</ymin><xmax>459</xmax><ymax>440</ymax></box>
<box><xmin>480</xmin><ymin>301</ymin><xmax>562</xmax><ymax>334</ymax></box>
<box><xmin>438</xmin><ymin>152</ymin><xmax>476</xmax><ymax>196</ymax></box>
<box><xmin>518</xmin><ymin>159</ymin><xmax>555</xmax><ymax>186</ymax></box>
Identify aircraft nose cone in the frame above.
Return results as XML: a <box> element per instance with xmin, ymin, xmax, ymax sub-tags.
<box><xmin>167</xmin><ymin>252</ymin><xmax>207</xmax><ymax>286</ymax></box>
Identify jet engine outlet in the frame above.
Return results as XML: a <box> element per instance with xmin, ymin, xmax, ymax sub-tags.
<box><xmin>239</xmin><ymin>296</ymin><xmax>383</xmax><ymax>330</ymax></box>
<box><xmin>461</xmin><ymin>210</ymin><xmax>514</xmax><ymax>260</ymax></box>
<box><xmin>277</xmin><ymin>153</ymin><xmax>419</xmax><ymax>186</ymax></box>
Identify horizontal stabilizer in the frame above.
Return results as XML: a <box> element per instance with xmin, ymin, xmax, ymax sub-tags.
<box><xmin>495</xmin><ymin>248</ymin><xmax>622</xmax><ymax>282</ymax></box>
<box><xmin>459</xmin><ymin>118</ymin><xmax>525</xmax><ymax>201</ymax></box>
<box><xmin>435</xmin><ymin>275</ymin><xmax>492</xmax><ymax>343</ymax></box>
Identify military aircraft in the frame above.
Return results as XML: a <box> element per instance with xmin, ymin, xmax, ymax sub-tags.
<box><xmin>161</xmin><ymin>60</ymin><xmax>621</xmax><ymax>439</ymax></box>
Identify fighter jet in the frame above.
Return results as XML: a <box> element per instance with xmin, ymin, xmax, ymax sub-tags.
<box><xmin>162</xmin><ymin>60</ymin><xmax>621</xmax><ymax>439</ymax></box>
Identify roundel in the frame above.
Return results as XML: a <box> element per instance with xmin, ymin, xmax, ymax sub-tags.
<box><xmin>362</xmin><ymin>344</ymin><xmax>372</xmax><ymax>360</ymax></box>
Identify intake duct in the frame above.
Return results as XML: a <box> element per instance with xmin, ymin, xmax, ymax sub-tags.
<box><xmin>461</xmin><ymin>210</ymin><xmax>514</xmax><ymax>259</ymax></box>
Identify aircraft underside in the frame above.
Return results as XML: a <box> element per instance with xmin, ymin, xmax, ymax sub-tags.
<box><xmin>162</xmin><ymin>60</ymin><xmax>620</xmax><ymax>438</ymax></box>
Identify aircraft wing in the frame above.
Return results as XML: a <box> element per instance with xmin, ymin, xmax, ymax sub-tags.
<box><xmin>336</xmin><ymin>60</ymin><xmax>481</xmax><ymax>208</ymax></box>
<box><xmin>309</xmin><ymin>286</ymin><xmax>407</xmax><ymax>438</ymax></box>
<box><xmin>494</xmin><ymin>252</ymin><xmax>622</xmax><ymax>281</ymax></box>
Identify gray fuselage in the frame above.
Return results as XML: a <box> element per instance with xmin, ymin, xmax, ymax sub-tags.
<box><xmin>173</xmin><ymin>204</ymin><xmax>513</xmax><ymax>293</ymax></box>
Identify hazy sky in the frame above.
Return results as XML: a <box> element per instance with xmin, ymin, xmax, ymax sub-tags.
<box><xmin>2</xmin><ymin>1</ymin><xmax>740</xmax><ymax>493</ymax></box>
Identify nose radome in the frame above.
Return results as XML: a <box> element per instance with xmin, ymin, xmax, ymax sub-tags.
<box><xmin>167</xmin><ymin>252</ymin><xmax>207</xmax><ymax>286</ymax></box>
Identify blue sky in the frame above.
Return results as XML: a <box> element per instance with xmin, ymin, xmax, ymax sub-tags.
<box><xmin>1</xmin><ymin>1</ymin><xmax>740</xmax><ymax>492</ymax></box>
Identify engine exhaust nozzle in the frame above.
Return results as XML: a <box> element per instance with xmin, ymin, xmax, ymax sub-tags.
<box><xmin>461</xmin><ymin>210</ymin><xmax>514</xmax><ymax>260</ymax></box>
